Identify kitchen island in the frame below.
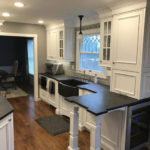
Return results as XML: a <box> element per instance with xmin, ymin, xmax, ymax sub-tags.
<box><xmin>0</xmin><ymin>96</ymin><xmax>14</xmax><ymax>150</ymax></box>
<box><xmin>39</xmin><ymin>73</ymin><xmax>150</xmax><ymax>150</ymax></box>
<box><xmin>65</xmin><ymin>86</ymin><xmax>150</xmax><ymax>150</ymax></box>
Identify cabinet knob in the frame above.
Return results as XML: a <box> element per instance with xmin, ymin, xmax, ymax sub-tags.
<box><xmin>8</xmin><ymin>119</ymin><xmax>12</xmax><ymax>122</ymax></box>
<box><xmin>113</xmin><ymin>61</ymin><xmax>115</xmax><ymax>64</ymax></box>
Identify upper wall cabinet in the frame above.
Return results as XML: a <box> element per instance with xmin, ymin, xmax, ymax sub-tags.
<box><xmin>47</xmin><ymin>24</ymin><xmax>75</xmax><ymax>62</ymax></box>
<box><xmin>47</xmin><ymin>29</ymin><xmax>58</xmax><ymax>60</ymax></box>
<box><xmin>99</xmin><ymin>18</ymin><xmax>112</xmax><ymax>67</ymax></box>
<box><xmin>112</xmin><ymin>10</ymin><xmax>145</xmax><ymax>72</ymax></box>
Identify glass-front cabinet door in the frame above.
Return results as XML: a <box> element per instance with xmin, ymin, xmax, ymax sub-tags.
<box><xmin>99</xmin><ymin>18</ymin><xmax>112</xmax><ymax>67</ymax></box>
<box><xmin>59</xmin><ymin>29</ymin><xmax>64</xmax><ymax>59</ymax></box>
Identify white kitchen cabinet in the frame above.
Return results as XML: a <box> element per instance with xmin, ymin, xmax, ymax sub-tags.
<box><xmin>39</xmin><ymin>88</ymin><xmax>49</xmax><ymax>103</ymax></box>
<box><xmin>46</xmin><ymin>23</ymin><xmax>75</xmax><ymax>62</ymax></box>
<box><xmin>58</xmin><ymin>28</ymin><xmax>64</xmax><ymax>59</ymax></box>
<box><xmin>79</xmin><ymin>88</ymin><xmax>127</xmax><ymax>150</ymax></box>
<box><xmin>99</xmin><ymin>18</ymin><xmax>112</xmax><ymax>67</ymax></box>
<box><xmin>79</xmin><ymin>108</ymin><xmax>127</xmax><ymax>150</ymax></box>
<box><xmin>110</xmin><ymin>6</ymin><xmax>150</xmax><ymax>99</ymax></box>
<box><xmin>0</xmin><ymin>113</ymin><xmax>14</xmax><ymax>150</ymax></box>
<box><xmin>59</xmin><ymin>95</ymin><xmax>73</xmax><ymax>118</ymax></box>
<box><xmin>112</xmin><ymin>9</ymin><xmax>145</xmax><ymax>72</ymax></box>
<box><xmin>39</xmin><ymin>76</ymin><xmax>59</xmax><ymax>109</ymax></box>
<box><xmin>47</xmin><ymin>29</ymin><xmax>58</xmax><ymax>60</ymax></box>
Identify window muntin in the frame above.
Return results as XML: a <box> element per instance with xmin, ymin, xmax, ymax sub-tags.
<box><xmin>79</xmin><ymin>34</ymin><xmax>104</xmax><ymax>72</ymax></box>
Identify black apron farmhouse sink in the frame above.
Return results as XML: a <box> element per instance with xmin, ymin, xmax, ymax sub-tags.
<box><xmin>58</xmin><ymin>79</ymin><xmax>87</xmax><ymax>97</ymax></box>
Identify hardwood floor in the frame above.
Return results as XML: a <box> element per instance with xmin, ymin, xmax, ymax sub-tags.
<box><xmin>8</xmin><ymin>96</ymin><xmax>149</xmax><ymax>150</ymax></box>
<box><xmin>8</xmin><ymin>96</ymin><xmax>90</xmax><ymax>150</ymax></box>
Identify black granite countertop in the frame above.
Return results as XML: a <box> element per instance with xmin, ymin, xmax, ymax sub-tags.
<box><xmin>0</xmin><ymin>96</ymin><xmax>14</xmax><ymax>120</ymax></box>
<box><xmin>39</xmin><ymin>73</ymin><xmax>150</xmax><ymax>115</ymax></box>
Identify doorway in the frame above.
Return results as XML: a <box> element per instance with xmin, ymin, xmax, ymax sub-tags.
<box><xmin>0</xmin><ymin>32</ymin><xmax>38</xmax><ymax>100</ymax></box>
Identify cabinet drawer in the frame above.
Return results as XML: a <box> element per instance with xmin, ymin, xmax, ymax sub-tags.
<box><xmin>111</xmin><ymin>70</ymin><xmax>140</xmax><ymax>98</ymax></box>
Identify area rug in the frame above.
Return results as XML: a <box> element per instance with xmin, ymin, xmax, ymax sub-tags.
<box><xmin>36</xmin><ymin>115</ymin><xmax>69</xmax><ymax>136</ymax></box>
<box><xmin>0</xmin><ymin>87</ymin><xmax>28</xmax><ymax>98</ymax></box>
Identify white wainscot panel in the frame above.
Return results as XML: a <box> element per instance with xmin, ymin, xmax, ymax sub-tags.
<box><xmin>111</xmin><ymin>70</ymin><xmax>139</xmax><ymax>98</ymax></box>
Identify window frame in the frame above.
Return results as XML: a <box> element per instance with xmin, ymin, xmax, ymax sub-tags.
<box><xmin>76</xmin><ymin>28</ymin><xmax>106</xmax><ymax>78</ymax></box>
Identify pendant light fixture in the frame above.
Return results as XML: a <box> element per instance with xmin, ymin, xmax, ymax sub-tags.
<box><xmin>78</xmin><ymin>15</ymin><xmax>84</xmax><ymax>35</ymax></box>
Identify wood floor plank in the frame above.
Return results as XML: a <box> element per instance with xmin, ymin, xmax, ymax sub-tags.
<box><xmin>8</xmin><ymin>96</ymin><xmax>90</xmax><ymax>150</ymax></box>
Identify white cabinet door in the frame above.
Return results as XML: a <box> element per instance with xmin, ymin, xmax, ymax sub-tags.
<box><xmin>111</xmin><ymin>69</ymin><xmax>140</xmax><ymax>98</ymax></box>
<box><xmin>99</xmin><ymin>18</ymin><xmax>112</xmax><ymax>67</ymax></box>
<box><xmin>112</xmin><ymin>10</ymin><xmax>145</xmax><ymax>72</ymax></box>
<box><xmin>0</xmin><ymin>113</ymin><xmax>14</xmax><ymax>150</ymax></box>
<box><xmin>46</xmin><ymin>24</ymin><xmax>75</xmax><ymax>62</ymax></box>
<box><xmin>58</xmin><ymin>28</ymin><xmax>64</xmax><ymax>60</ymax></box>
<box><xmin>59</xmin><ymin>95</ymin><xmax>72</xmax><ymax>117</ymax></box>
<box><xmin>47</xmin><ymin>29</ymin><xmax>58</xmax><ymax>60</ymax></box>
<box><xmin>39</xmin><ymin>88</ymin><xmax>49</xmax><ymax>103</ymax></box>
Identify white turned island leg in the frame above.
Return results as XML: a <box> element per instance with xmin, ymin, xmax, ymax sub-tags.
<box><xmin>68</xmin><ymin>106</ymin><xmax>80</xmax><ymax>150</ymax></box>
<box><xmin>90</xmin><ymin>116</ymin><xmax>102</xmax><ymax>150</ymax></box>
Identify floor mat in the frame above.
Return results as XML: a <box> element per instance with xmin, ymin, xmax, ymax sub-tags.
<box><xmin>36</xmin><ymin>115</ymin><xmax>69</xmax><ymax>136</ymax></box>
<box><xmin>0</xmin><ymin>87</ymin><xmax>28</xmax><ymax>98</ymax></box>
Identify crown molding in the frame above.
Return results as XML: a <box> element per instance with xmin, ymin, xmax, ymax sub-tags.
<box><xmin>97</xmin><ymin>8</ymin><xmax>112</xmax><ymax>19</ymax></box>
<box><xmin>46</xmin><ymin>19</ymin><xmax>75</xmax><ymax>30</ymax></box>
<box><xmin>97</xmin><ymin>0</ymin><xmax>148</xmax><ymax>18</ymax></box>
<box><xmin>111</xmin><ymin>0</ymin><xmax>147</xmax><ymax>15</ymax></box>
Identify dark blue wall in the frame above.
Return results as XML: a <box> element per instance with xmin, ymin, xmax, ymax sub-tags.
<box><xmin>0</xmin><ymin>36</ymin><xmax>27</xmax><ymax>66</ymax></box>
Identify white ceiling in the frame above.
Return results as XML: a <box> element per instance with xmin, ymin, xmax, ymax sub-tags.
<box><xmin>0</xmin><ymin>0</ymin><xmax>124</xmax><ymax>25</ymax></box>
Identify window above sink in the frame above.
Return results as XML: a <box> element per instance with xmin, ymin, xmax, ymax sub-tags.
<box><xmin>76</xmin><ymin>28</ymin><xmax>106</xmax><ymax>78</ymax></box>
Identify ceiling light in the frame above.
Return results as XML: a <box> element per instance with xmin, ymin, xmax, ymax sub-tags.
<box><xmin>2</xmin><ymin>12</ymin><xmax>10</xmax><ymax>17</ymax></box>
<box><xmin>14</xmin><ymin>2</ymin><xmax>24</xmax><ymax>7</ymax></box>
<box><xmin>38</xmin><ymin>20</ymin><xmax>44</xmax><ymax>24</ymax></box>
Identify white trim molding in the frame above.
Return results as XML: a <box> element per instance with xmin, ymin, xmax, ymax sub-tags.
<box><xmin>97</xmin><ymin>0</ymin><xmax>148</xmax><ymax>17</ymax></box>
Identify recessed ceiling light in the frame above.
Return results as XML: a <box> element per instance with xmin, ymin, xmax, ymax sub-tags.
<box><xmin>38</xmin><ymin>20</ymin><xmax>44</xmax><ymax>24</ymax></box>
<box><xmin>2</xmin><ymin>12</ymin><xmax>10</xmax><ymax>17</ymax></box>
<box><xmin>14</xmin><ymin>2</ymin><xmax>24</xmax><ymax>7</ymax></box>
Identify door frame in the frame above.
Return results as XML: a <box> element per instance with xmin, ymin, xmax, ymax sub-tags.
<box><xmin>0</xmin><ymin>32</ymin><xmax>39</xmax><ymax>101</ymax></box>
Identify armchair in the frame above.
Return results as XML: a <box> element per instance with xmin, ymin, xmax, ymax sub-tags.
<box><xmin>0</xmin><ymin>60</ymin><xmax>18</xmax><ymax>89</ymax></box>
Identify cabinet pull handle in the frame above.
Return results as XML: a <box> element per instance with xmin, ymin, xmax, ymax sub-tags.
<box><xmin>8</xmin><ymin>119</ymin><xmax>12</xmax><ymax>122</ymax></box>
